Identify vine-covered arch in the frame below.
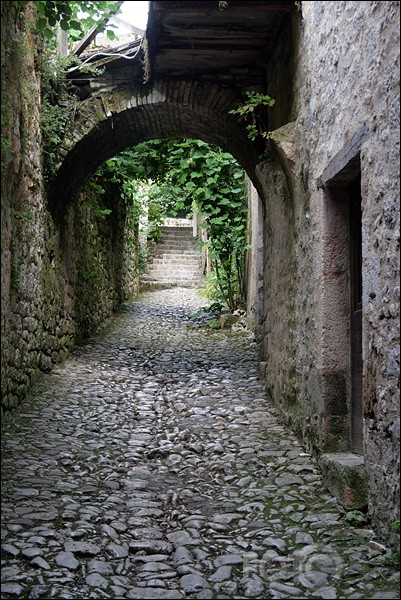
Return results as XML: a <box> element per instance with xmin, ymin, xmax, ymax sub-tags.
<box><xmin>49</xmin><ymin>79</ymin><xmax>263</xmax><ymax>219</ymax></box>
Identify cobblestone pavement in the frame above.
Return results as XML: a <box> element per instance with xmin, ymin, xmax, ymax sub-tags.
<box><xmin>1</xmin><ymin>289</ymin><xmax>400</xmax><ymax>600</ymax></box>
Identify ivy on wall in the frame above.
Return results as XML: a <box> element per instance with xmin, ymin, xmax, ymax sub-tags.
<box><xmin>97</xmin><ymin>139</ymin><xmax>249</xmax><ymax>311</ymax></box>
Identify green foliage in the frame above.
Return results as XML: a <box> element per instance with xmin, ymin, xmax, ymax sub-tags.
<box><xmin>391</xmin><ymin>520</ymin><xmax>400</xmax><ymax>532</ymax></box>
<box><xmin>40</xmin><ymin>51</ymin><xmax>104</xmax><ymax>182</ymax></box>
<box><xmin>82</xmin><ymin>196</ymin><xmax>112</xmax><ymax>220</ymax></box>
<box><xmin>32</xmin><ymin>3</ymin><xmax>115</xmax><ymax>180</ymax></box>
<box><xmin>384</xmin><ymin>550</ymin><xmax>400</xmax><ymax>569</ymax></box>
<box><xmin>229</xmin><ymin>91</ymin><xmax>275</xmax><ymax>142</ymax></box>
<box><xmin>40</xmin><ymin>54</ymin><xmax>80</xmax><ymax>181</ymax></box>
<box><xmin>73</xmin><ymin>139</ymin><xmax>249</xmax><ymax>307</ymax></box>
<box><xmin>208</xmin><ymin>318</ymin><xmax>221</xmax><ymax>330</ymax></box>
<box><xmin>14</xmin><ymin>1</ymin><xmax>121</xmax><ymax>43</ymax></box>
<box><xmin>13</xmin><ymin>208</ymin><xmax>34</xmax><ymax>221</ymax></box>
<box><xmin>87</xmin><ymin>152</ymin><xmax>141</xmax><ymax>222</ymax></box>
<box><xmin>345</xmin><ymin>510</ymin><xmax>368</xmax><ymax>526</ymax></box>
<box><xmin>88</xmin><ymin>139</ymin><xmax>249</xmax><ymax>307</ymax></box>
<box><xmin>199</xmin><ymin>272</ymin><xmax>223</xmax><ymax>302</ymax></box>
<box><xmin>119</xmin><ymin>138</ymin><xmax>249</xmax><ymax>310</ymax></box>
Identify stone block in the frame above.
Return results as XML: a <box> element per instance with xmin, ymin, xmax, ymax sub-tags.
<box><xmin>320</xmin><ymin>452</ymin><xmax>367</xmax><ymax>510</ymax></box>
<box><xmin>220</xmin><ymin>314</ymin><xmax>239</xmax><ymax>329</ymax></box>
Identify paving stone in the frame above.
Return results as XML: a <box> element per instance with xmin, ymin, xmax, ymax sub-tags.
<box><xmin>87</xmin><ymin>559</ymin><xmax>114</xmax><ymax>575</ymax></box>
<box><xmin>138</xmin><ymin>562</ymin><xmax>174</xmax><ymax>573</ymax></box>
<box><xmin>106</xmin><ymin>543</ymin><xmax>129</xmax><ymax>558</ymax></box>
<box><xmin>209</xmin><ymin>566</ymin><xmax>232</xmax><ymax>582</ymax></box>
<box><xmin>55</xmin><ymin>551</ymin><xmax>80</xmax><ymax>570</ymax></box>
<box><xmin>172</xmin><ymin>546</ymin><xmax>194</xmax><ymax>566</ymax></box>
<box><xmin>126</xmin><ymin>589</ymin><xmax>183</xmax><ymax>599</ymax></box>
<box><xmin>129</xmin><ymin>540</ymin><xmax>174</xmax><ymax>555</ymax></box>
<box><xmin>269</xmin><ymin>581</ymin><xmax>304</xmax><ymax>597</ymax></box>
<box><xmin>180</xmin><ymin>573</ymin><xmax>211</xmax><ymax>592</ymax></box>
<box><xmin>311</xmin><ymin>588</ymin><xmax>338</xmax><ymax>599</ymax></box>
<box><xmin>1</xmin><ymin>583</ymin><xmax>24</xmax><ymax>596</ymax></box>
<box><xmin>1</xmin><ymin>288</ymin><xmax>399</xmax><ymax>600</ymax></box>
<box><xmin>1</xmin><ymin>567</ymin><xmax>21</xmax><ymax>582</ymax></box>
<box><xmin>1</xmin><ymin>544</ymin><xmax>20</xmax><ymax>557</ymax></box>
<box><xmin>64</xmin><ymin>541</ymin><xmax>102</xmax><ymax>555</ymax></box>
<box><xmin>243</xmin><ymin>575</ymin><xmax>265</xmax><ymax>598</ymax></box>
<box><xmin>167</xmin><ymin>530</ymin><xmax>199</xmax><ymax>547</ymax></box>
<box><xmin>86</xmin><ymin>573</ymin><xmax>110</xmax><ymax>588</ymax></box>
<box><xmin>214</xmin><ymin>554</ymin><xmax>244</xmax><ymax>567</ymax></box>
<box><xmin>28</xmin><ymin>585</ymin><xmax>49</xmax><ymax>598</ymax></box>
<box><xmin>30</xmin><ymin>556</ymin><xmax>51</xmax><ymax>569</ymax></box>
<box><xmin>21</xmin><ymin>547</ymin><xmax>43</xmax><ymax>558</ymax></box>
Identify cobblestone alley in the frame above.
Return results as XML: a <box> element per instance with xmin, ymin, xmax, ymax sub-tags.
<box><xmin>1</xmin><ymin>289</ymin><xmax>399</xmax><ymax>600</ymax></box>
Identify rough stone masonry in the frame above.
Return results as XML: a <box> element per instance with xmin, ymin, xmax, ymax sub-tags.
<box><xmin>1</xmin><ymin>289</ymin><xmax>399</xmax><ymax>599</ymax></box>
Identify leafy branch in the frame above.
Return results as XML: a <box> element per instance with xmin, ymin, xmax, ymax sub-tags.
<box><xmin>229</xmin><ymin>91</ymin><xmax>275</xmax><ymax>142</ymax></box>
<box><xmin>13</xmin><ymin>1</ymin><xmax>121</xmax><ymax>42</ymax></box>
<box><xmin>115</xmin><ymin>139</ymin><xmax>249</xmax><ymax>310</ymax></box>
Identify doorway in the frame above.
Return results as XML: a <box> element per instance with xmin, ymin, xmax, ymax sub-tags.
<box><xmin>348</xmin><ymin>176</ymin><xmax>363</xmax><ymax>454</ymax></box>
<box><xmin>320</xmin><ymin>148</ymin><xmax>364</xmax><ymax>454</ymax></box>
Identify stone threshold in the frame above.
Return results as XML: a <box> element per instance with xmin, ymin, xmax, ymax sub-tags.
<box><xmin>320</xmin><ymin>452</ymin><xmax>367</xmax><ymax>510</ymax></box>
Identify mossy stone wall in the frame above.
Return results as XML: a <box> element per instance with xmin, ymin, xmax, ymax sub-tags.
<box><xmin>1</xmin><ymin>3</ymin><xmax>138</xmax><ymax>421</ymax></box>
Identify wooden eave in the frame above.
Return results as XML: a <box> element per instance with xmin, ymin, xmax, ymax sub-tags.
<box><xmin>145</xmin><ymin>0</ymin><xmax>294</xmax><ymax>86</ymax></box>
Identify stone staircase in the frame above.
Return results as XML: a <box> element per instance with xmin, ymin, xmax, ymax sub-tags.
<box><xmin>140</xmin><ymin>226</ymin><xmax>203</xmax><ymax>289</ymax></box>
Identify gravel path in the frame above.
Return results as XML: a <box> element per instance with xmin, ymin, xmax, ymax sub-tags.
<box><xmin>1</xmin><ymin>288</ymin><xmax>399</xmax><ymax>599</ymax></box>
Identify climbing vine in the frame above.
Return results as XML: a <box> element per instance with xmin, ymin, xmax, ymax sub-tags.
<box><xmin>229</xmin><ymin>90</ymin><xmax>275</xmax><ymax>142</ymax></box>
<box><xmin>99</xmin><ymin>139</ymin><xmax>249</xmax><ymax>311</ymax></box>
<box><xmin>164</xmin><ymin>139</ymin><xmax>249</xmax><ymax>311</ymax></box>
<box><xmin>9</xmin><ymin>3</ymin><xmax>251</xmax><ymax>311</ymax></box>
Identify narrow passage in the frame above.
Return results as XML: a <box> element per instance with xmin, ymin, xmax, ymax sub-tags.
<box><xmin>1</xmin><ymin>289</ymin><xmax>398</xmax><ymax>599</ymax></box>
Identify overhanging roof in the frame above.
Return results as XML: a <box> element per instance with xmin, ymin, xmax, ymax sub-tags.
<box><xmin>145</xmin><ymin>0</ymin><xmax>293</xmax><ymax>89</ymax></box>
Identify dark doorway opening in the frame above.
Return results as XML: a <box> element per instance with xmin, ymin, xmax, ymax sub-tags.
<box><xmin>348</xmin><ymin>175</ymin><xmax>363</xmax><ymax>454</ymax></box>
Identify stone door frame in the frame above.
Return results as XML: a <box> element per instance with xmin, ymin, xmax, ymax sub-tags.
<box><xmin>317</xmin><ymin>123</ymin><xmax>368</xmax><ymax>454</ymax></box>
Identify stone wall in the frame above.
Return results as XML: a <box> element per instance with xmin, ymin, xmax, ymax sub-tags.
<box><xmin>1</xmin><ymin>3</ymin><xmax>139</xmax><ymax>421</ymax></box>
<box><xmin>245</xmin><ymin>179</ymin><xmax>264</xmax><ymax>341</ymax></box>
<box><xmin>254</xmin><ymin>1</ymin><xmax>400</xmax><ymax>544</ymax></box>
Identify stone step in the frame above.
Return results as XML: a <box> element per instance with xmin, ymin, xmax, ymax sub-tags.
<box><xmin>145</xmin><ymin>226</ymin><xmax>203</xmax><ymax>287</ymax></box>
<box><xmin>149</xmin><ymin>269</ymin><xmax>201</xmax><ymax>275</ymax></box>
<box><xmin>141</xmin><ymin>274</ymin><xmax>203</xmax><ymax>281</ymax></box>
<box><xmin>139</xmin><ymin>280</ymin><xmax>200</xmax><ymax>289</ymax></box>
<box><xmin>159</xmin><ymin>226</ymin><xmax>194</xmax><ymax>234</ymax></box>
<box><xmin>156</xmin><ymin>242</ymin><xmax>199</xmax><ymax>252</ymax></box>
<box><xmin>154</xmin><ymin>244</ymin><xmax>199</xmax><ymax>251</ymax></box>
<box><xmin>153</xmin><ymin>255</ymin><xmax>200</xmax><ymax>263</ymax></box>
<box><xmin>143</xmin><ymin>279</ymin><xmax>202</xmax><ymax>286</ymax></box>
<box><xmin>158</xmin><ymin>237</ymin><xmax>196</xmax><ymax>244</ymax></box>
<box><xmin>150</xmin><ymin>256</ymin><xmax>201</xmax><ymax>264</ymax></box>
<box><xmin>156</xmin><ymin>240</ymin><xmax>198</xmax><ymax>247</ymax></box>
<box><xmin>147</xmin><ymin>274</ymin><xmax>202</xmax><ymax>280</ymax></box>
<box><xmin>146</xmin><ymin>262</ymin><xmax>202</xmax><ymax>270</ymax></box>
<box><xmin>159</xmin><ymin>233</ymin><xmax>195</xmax><ymax>238</ymax></box>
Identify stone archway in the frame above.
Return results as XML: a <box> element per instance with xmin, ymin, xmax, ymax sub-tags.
<box><xmin>49</xmin><ymin>79</ymin><xmax>264</xmax><ymax>219</ymax></box>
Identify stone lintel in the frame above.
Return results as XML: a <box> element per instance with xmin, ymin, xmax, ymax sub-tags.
<box><xmin>317</xmin><ymin>121</ymin><xmax>369</xmax><ymax>188</ymax></box>
<box><xmin>320</xmin><ymin>452</ymin><xmax>367</xmax><ymax>510</ymax></box>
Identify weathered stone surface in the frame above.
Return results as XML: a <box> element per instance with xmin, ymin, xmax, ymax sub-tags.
<box><xmin>1</xmin><ymin>0</ymin><xmax>399</xmax><ymax>556</ymax></box>
<box><xmin>179</xmin><ymin>573</ymin><xmax>210</xmax><ymax>593</ymax></box>
<box><xmin>127</xmin><ymin>589</ymin><xmax>183</xmax><ymax>599</ymax></box>
<box><xmin>253</xmin><ymin>0</ymin><xmax>400</xmax><ymax>547</ymax></box>
<box><xmin>64</xmin><ymin>542</ymin><xmax>101</xmax><ymax>556</ymax></box>
<box><xmin>55</xmin><ymin>551</ymin><xmax>80</xmax><ymax>570</ymax></box>
<box><xmin>0</xmin><ymin>286</ymin><xmax>399</xmax><ymax>600</ymax></box>
<box><xmin>320</xmin><ymin>453</ymin><xmax>367</xmax><ymax>510</ymax></box>
<box><xmin>85</xmin><ymin>573</ymin><xmax>110</xmax><ymax>588</ymax></box>
<box><xmin>0</xmin><ymin>4</ymin><xmax>139</xmax><ymax>423</ymax></box>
